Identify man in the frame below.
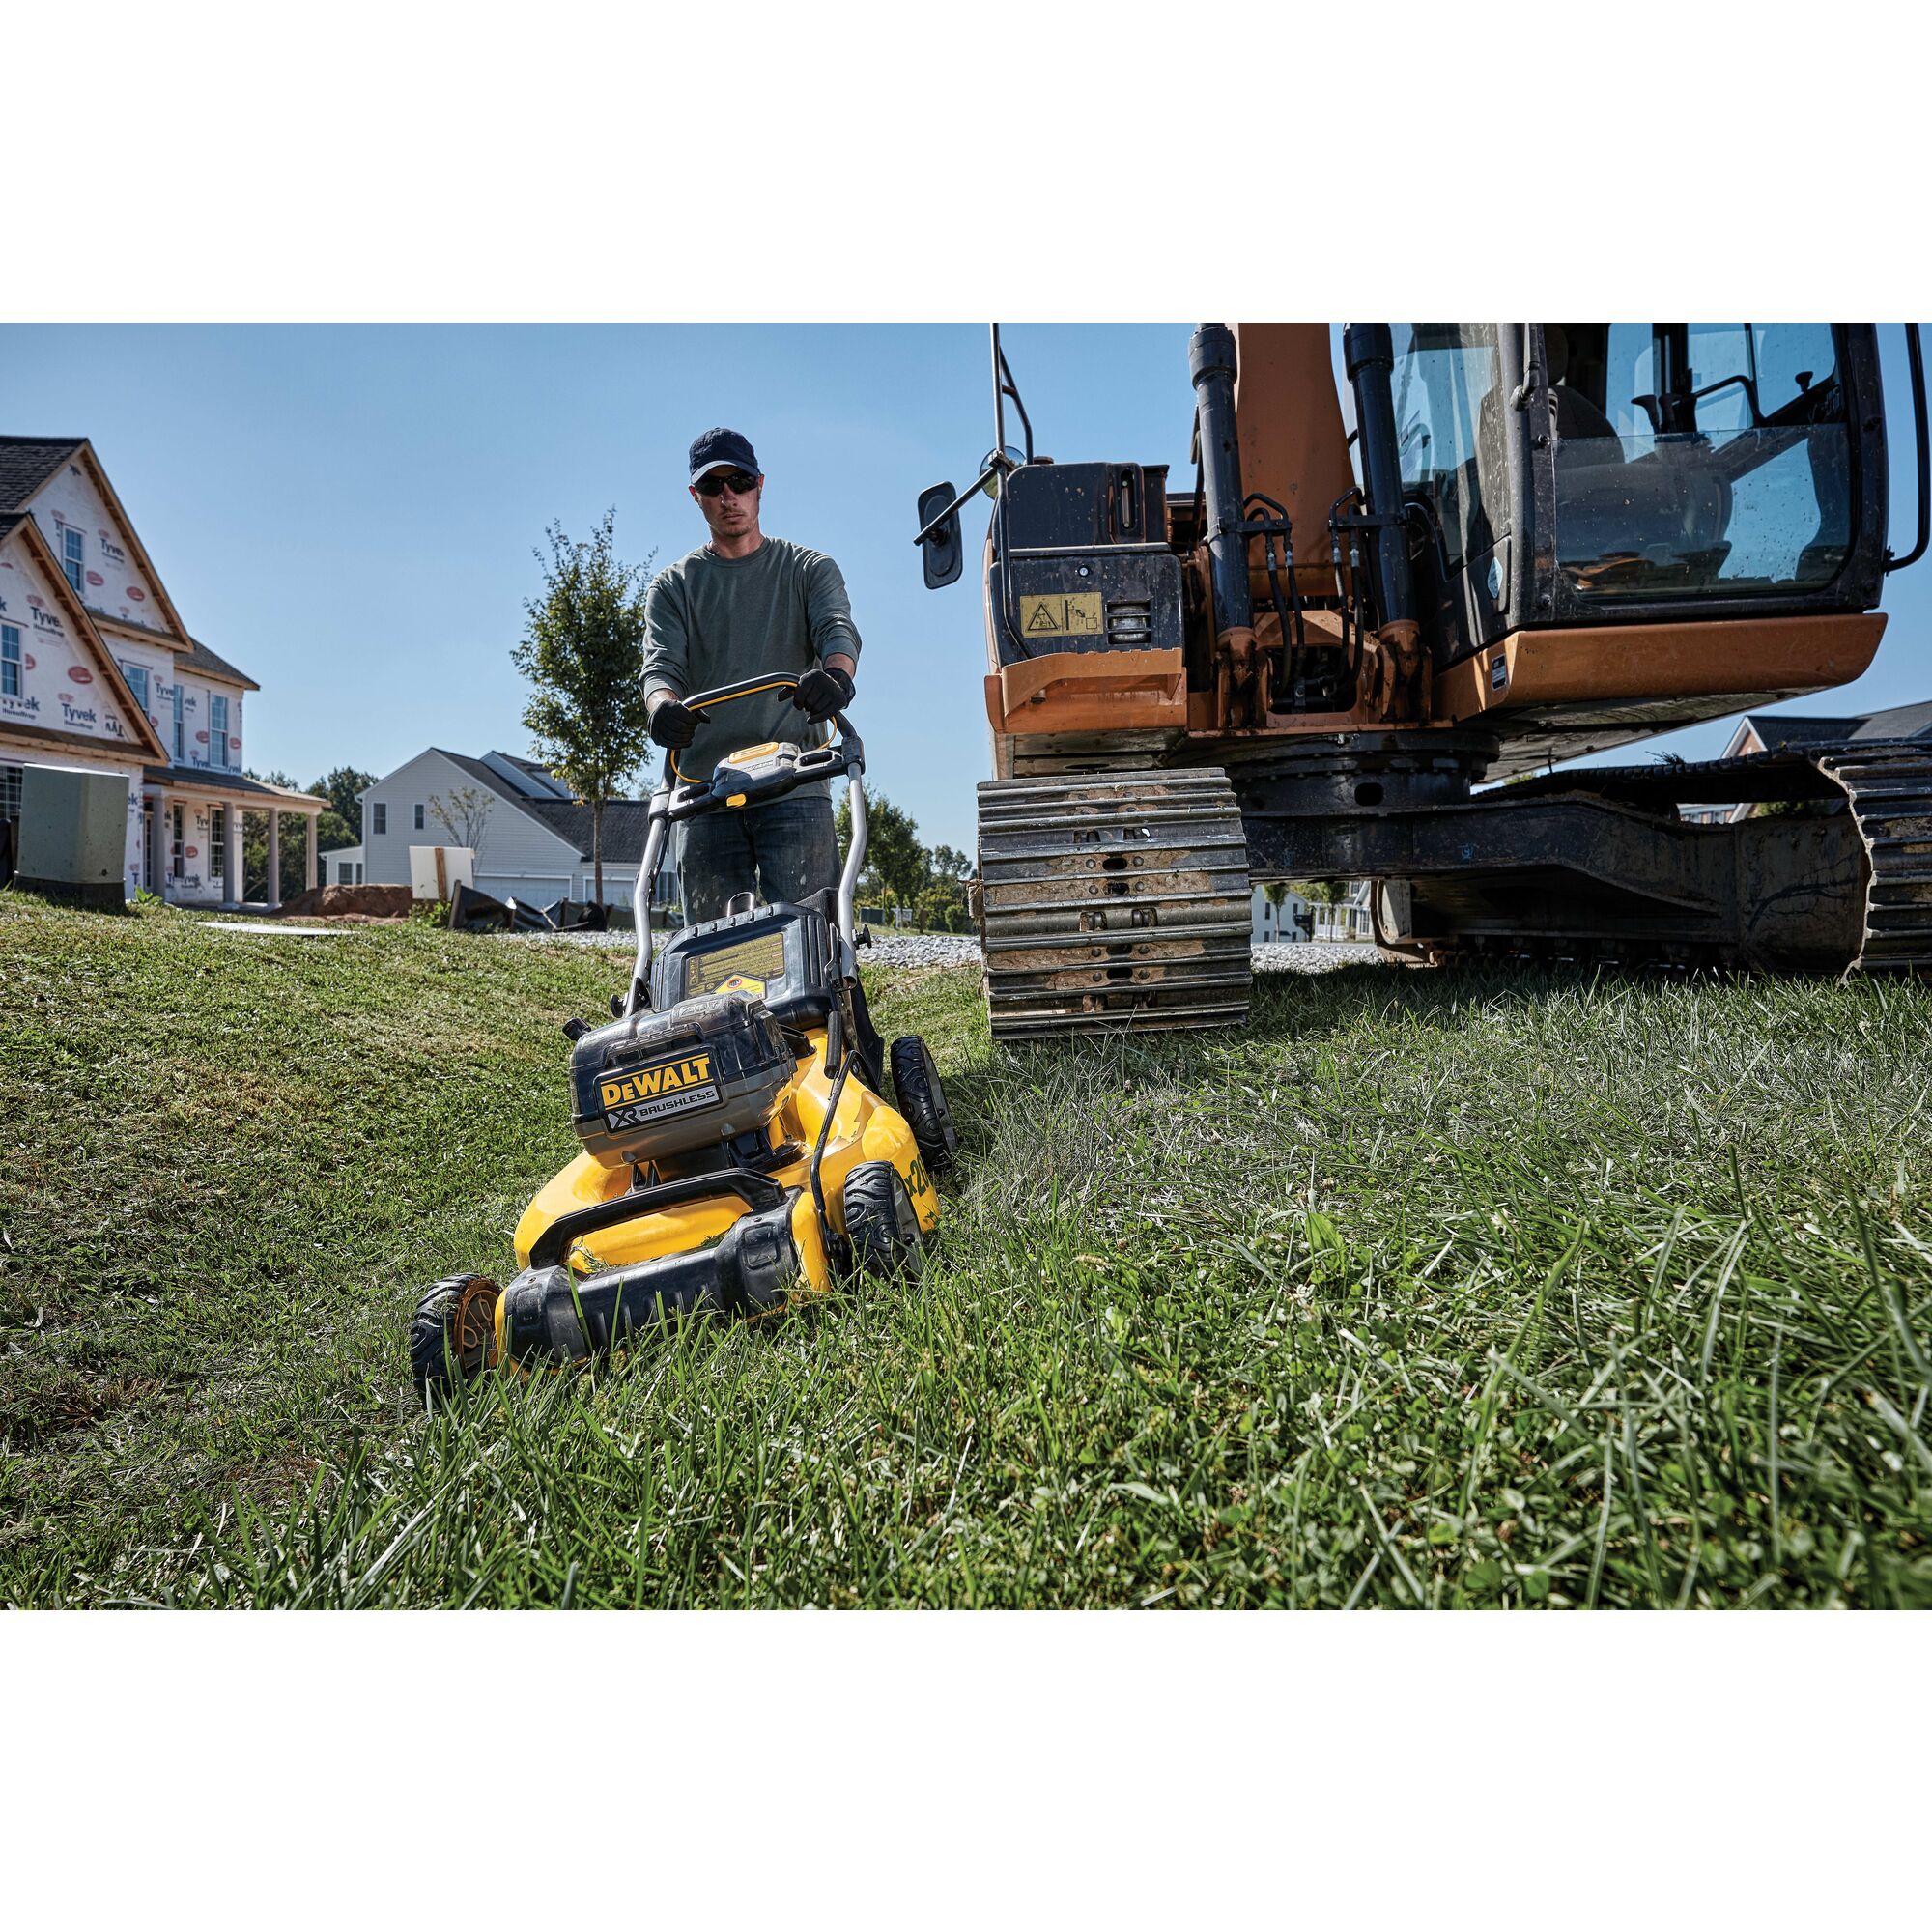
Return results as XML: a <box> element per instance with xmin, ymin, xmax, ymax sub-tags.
<box><xmin>641</xmin><ymin>426</ymin><xmax>861</xmax><ymax>922</ymax></box>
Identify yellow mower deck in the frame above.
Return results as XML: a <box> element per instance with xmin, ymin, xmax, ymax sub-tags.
<box><xmin>509</xmin><ymin>1030</ymin><xmax>939</xmax><ymax>1318</ymax></box>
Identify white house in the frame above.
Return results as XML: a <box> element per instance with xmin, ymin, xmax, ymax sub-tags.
<box><xmin>1248</xmin><ymin>879</ymin><xmax>1375</xmax><ymax>942</ymax></box>
<box><xmin>0</xmin><ymin>437</ymin><xmax>322</xmax><ymax>905</ymax></box>
<box><xmin>1250</xmin><ymin>883</ymin><xmax>1313</xmax><ymax>944</ymax></box>
<box><xmin>1706</xmin><ymin>700</ymin><xmax>1932</xmax><ymax>821</ymax></box>
<box><xmin>1312</xmin><ymin>881</ymin><xmax>1375</xmax><ymax>941</ymax></box>
<box><xmin>357</xmin><ymin>749</ymin><xmax>677</xmax><ymax>910</ymax></box>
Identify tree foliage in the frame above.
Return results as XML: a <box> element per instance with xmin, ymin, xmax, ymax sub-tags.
<box><xmin>310</xmin><ymin>767</ymin><xmax>377</xmax><ymax>843</ymax></box>
<box><xmin>511</xmin><ymin>510</ymin><xmax>655</xmax><ymax>899</ymax></box>
<box><xmin>836</xmin><ymin>787</ymin><xmax>977</xmax><ymax>928</ymax></box>
<box><xmin>241</xmin><ymin>768</ymin><xmax>310</xmax><ymax>903</ymax></box>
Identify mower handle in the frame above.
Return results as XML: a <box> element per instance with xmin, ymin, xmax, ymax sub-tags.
<box><xmin>666</xmin><ymin>670</ymin><xmax>801</xmax><ymax>784</ymax></box>
<box><xmin>624</xmin><ymin>672</ymin><xmax>867</xmax><ymax>1016</ymax></box>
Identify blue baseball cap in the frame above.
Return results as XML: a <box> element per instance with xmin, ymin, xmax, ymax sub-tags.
<box><xmin>689</xmin><ymin>426</ymin><xmax>761</xmax><ymax>484</ymax></box>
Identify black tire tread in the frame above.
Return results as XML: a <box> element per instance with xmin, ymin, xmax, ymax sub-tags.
<box><xmin>409</xmin><ymin>1272</ymin><xmax>499</xmax><ymax>1392</ymax></box>
<box><xmin>889</xmin><ymin>1035</ymin><xmax>958</xmax><ymax>1176</ymax></box>
<box><xmin>841</xmin><ymin>1160</ymin><xmax>923</xmax><ymax>1282</ymax></box>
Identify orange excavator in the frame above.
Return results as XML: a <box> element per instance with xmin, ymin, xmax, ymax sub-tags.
<box><xmin>916</xmin><ymin>323</ymin><xmax>1929</xmax><ymax>1039</ymax></box>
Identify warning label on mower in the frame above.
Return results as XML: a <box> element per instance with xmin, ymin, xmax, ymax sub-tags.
<box><xmin>1019</xmin><ymin>592</ymin><xmax>1103</xmax><ymax>639</ymax></box>
<box><xmin>686</xmin><ymin>932</ymin><xmax>786</xmax><ymax>998</ymax></box>
<box><xmin>600</xmin><ymin>1055</ymin><xmax>720</xmax><ymax>1129</ymax></box>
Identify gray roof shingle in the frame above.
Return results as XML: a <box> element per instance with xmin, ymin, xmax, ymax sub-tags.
<box><xmin>1742</xmin><ymin>713</ymin><xmax>1869</xmax><ymax>748</ymax></box>
<box><xmin>427</xmin><ymin>749</ymin><xmax>664</xmax><ymax>865</ymax></box>
<box><xmin>1850</xmin><ymin>699</ymin><xmax>1932</xmax><ymax>741</ymax></box>
<box><xmin>176</xmin><ymin>634</ymin><xmax>260</xmax><ymax>692</ymax></box>
<box><xmin>142</xmin><ymin>764</ymin><xmax>322</xmax><ymax>804</ymax></box>
<box><xmin>1745</xmin><ymin>699</ymin><xmax>1932</xmax><ymax>749</ymax></box>
<box><xmin>0</xmin><ymin>438</ymin><xmax>84</xmax><ymax>512</ymax></box>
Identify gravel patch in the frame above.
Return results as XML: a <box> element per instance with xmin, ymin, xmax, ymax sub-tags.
<box><xmin>536</xmin><ymin>929</ymin><xmax>1385</xmax><ymax>973</ymax></box>
<box><xmin>862</xmin><ymin>934</ymin><xmax>983</xmax><ymax>968</ymax></box>
<box><xmin>1253</xmin><ymin>940</ymin><xmax>1385</xmax><ymax>974</ymax></box>
<box><xmin>861</xmin><ymin>936</ymin><xmax>1386</xmax><ymax>973</ymax></box>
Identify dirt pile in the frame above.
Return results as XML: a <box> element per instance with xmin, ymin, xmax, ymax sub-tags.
<box><xmin>278</xmin><ymin>883</ymin><xmax>416</xmax><ymax>920</ymax></box>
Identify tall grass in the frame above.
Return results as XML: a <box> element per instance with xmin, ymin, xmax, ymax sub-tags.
<box><xmin>4</xmin><ymin>897</ymin><xmax>1928</xmax><ymax>1605</ymax></box>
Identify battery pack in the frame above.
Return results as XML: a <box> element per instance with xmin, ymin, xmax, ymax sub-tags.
<box><xmin>569</xmin><ymin>993</ymin><xmax>795</xmax><ymax>1168</ymax></box>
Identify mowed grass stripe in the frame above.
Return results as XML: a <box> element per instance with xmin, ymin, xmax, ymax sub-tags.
<box><xmin>2</xmin><ymin>895</ymin><xmax>1928</xmax><ymax>1607</ymax></box>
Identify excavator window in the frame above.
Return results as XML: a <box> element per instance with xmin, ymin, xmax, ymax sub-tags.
<box><xmin>1390</xmin><ymin>324</ymin><xmax>1510</xmax><ymax>571</ymax></box>
<box><xmin>1552</xmin><ymin>322</ymin><xmax>1852</xmax><ymax>598</ymax></box>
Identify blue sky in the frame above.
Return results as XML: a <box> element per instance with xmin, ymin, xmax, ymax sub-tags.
<box><xmin>3</xmin><ymin>324</ymin><xmax>1925</xmax><ymax>853</ymax></box>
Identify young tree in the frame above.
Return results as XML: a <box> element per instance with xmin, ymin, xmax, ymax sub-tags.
<box><xmin>428</xmin><ymin>783</ymin><xmax>495</xmax><ymax>857</ymax></box>
<box><xmin>511</xmin><ymin>511</ymin><xmax>655</xmax><ymax>902</ymax></box>
<box><xmin>836</xmin><ymin>786</ymin><xmax>929</xmax><ymax>908</ymax></box>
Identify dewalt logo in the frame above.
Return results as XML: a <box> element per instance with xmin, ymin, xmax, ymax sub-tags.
<box><xmin>600</xmin><ymin>1055</ymin><xmax>715</xmax><ymax>1111</ymax></box>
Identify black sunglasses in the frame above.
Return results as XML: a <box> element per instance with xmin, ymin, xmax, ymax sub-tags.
<box><xmin>695</xmin><ymin>469</ymin><xmax>760</xmax><ymax>497</ymax></box>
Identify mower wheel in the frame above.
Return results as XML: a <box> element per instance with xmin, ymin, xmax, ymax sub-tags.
<box><xmin>889</xmin><ymin>1035</ymin><xmax>958</xmax><ymax>1175</ymax></box>
<box><xmin>841</xmin><ymin>1161</ymin><xmax>924</xmax><ymax>1282</ymax></box>
<box><xmin>409</xmin><ymin>1273</ymin><xmax>501</xmax><ymax>1394</ymax></box>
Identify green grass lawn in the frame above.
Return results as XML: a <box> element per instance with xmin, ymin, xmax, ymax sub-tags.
<box><xmin>4</xmin><ymin>892</ymin><xmax>1929</xmax><ymax>1607</ymax></box>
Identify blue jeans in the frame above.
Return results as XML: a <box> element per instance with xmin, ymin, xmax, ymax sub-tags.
<box><xmin>677</xmin><ymin>790</ymin><xmax>839</xmax><ymax>922</ymax></box>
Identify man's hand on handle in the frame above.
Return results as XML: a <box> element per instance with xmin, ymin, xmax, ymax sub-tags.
<box><xmin>648</xmin><ymin>696</ymin><xmax>699</xmax><ymax>750</ymax></box>
<box><xmin>793</xmin><ymin>664</ymin><xmax>855</xmax><ymax>724</ymax></box>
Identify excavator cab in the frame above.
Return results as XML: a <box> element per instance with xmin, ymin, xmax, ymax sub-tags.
<box><xmin>1396</xmin><ymin>323</ymin><xmax>1891</xmax><ymax>681</ymax></box>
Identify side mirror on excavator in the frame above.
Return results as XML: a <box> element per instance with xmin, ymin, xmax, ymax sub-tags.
<box><xmin>915</xmin><ymin>481</ymin><xmax>964</xmax><ymax>589</ymax></box>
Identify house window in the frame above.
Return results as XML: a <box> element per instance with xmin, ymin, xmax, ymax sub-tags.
<box><xmin>120</xmin><ymin>661</ymin><xmax>149</xmax><ymax>715</ymax></box>
<box><xmin>172</xmin><ymin>685</ymin><xmax>185</xmax><ymax>762</ymax></box>
<box><xmin>210</xmin><ymin>805</ymin><xmax>226</xmax><ymax>886</ymax></box>
<box><xmin>63</xmin><ymin>527</ymin><xmax>84</xmax><ymax>596</ymax></box>
<box><xmin>1</xmin><ymin>625</ymin><xmax>19</xmax><ymax>698</ymax></box>
<box><xmin>0</xmin><ymin>765</ymin><xmax>21</xmax><ymax>824</ymax></box>
<box><xmin>210</xmin><ymin>695</ymin><xmax>229</xmax><ymax>771</ymax></box>
<box><xmin>372</xmin><ymin>802</ymin><xmax>387</xmax><ymax>836</ymax></box>
<box><xmin>170</xmin><ymin>804</ymin><xmax>185</xmax><ymax>879</ymax></box>
<box><xmin>413</xmin><ymin>802</ymin><xmax>425</xmax><ymax>831</ymax></box>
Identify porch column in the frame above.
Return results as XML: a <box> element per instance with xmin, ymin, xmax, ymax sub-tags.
<box><xmin>267</xmin><ymin>808</ymin><xmax>282</xmax><ymax>910</ymax></box>
<box><xmin>305</xmin><ymin>811</ymin><xmax>317</xmax><ymax>892</ymax></box>
<box><xmin>226</xmin><ymin>803</ymin><xmax>241</xmax><ymax>906</ymax></box>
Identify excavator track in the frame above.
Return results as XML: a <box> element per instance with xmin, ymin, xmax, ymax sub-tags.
<box><xmin>977</xmin><ymin>769</ymin><xmax>1253</xmax><ymax>1041</ymax></box>
<box><xmin>1352</xmin><ymin>740</ymin><xmax>1932</xmax><ymax>976</ymax></box>
<box><xmin>1815</xmin><ymin>743</ymin><xmax>1932</xmax><ymax>971</ymax></box>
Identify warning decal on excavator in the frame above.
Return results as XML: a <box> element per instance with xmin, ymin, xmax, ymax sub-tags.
<box><xmin>1020</xmin><ymin>592</ymin><xmax>1103</xmax><ymax>638</ymax></box>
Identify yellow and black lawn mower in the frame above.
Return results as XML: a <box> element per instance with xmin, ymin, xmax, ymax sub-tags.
<box><xmin>410</xmin><ymin>673</ymin><xmax>957</xmax><ymax>1394</ymax></box>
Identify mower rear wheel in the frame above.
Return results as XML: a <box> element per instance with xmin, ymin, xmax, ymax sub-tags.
<box><xmin>409</xmin><ymin>1273</ymin><xmax>501</xmax><ymax>1394</ymax></box>
<box><xmin>841</xmin><ymin>1160</ymin><xmax>924</xmax><ymax>1281</ymax></box>
<box><xmin>889</xmin><ymin>1035</ymin><xmax>958</xmax><ymax>1175</ymax></box>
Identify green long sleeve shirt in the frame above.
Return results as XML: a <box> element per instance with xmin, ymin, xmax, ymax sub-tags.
<box><xmin>641</xmin><ymin>536</ymin><xmax>863</xmax><ymax>785</ymax></box>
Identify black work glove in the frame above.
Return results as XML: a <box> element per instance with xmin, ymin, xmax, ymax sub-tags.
<box><xmin>793</xmin><ymin>665</ymin><xmax>854</xmax><ymax>724</ymax></box>
<box><xmin>649</xmin><ymin>697</ymin><xmax>699</xmax><ymax>750</ymax></box>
